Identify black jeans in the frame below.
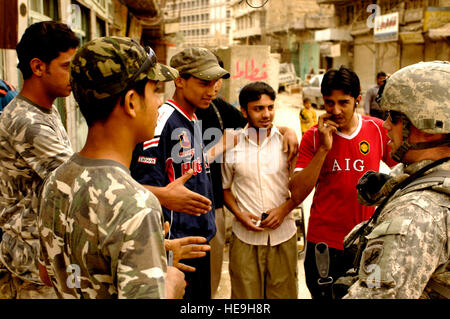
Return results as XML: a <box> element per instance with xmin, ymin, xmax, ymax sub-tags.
<box><xmin>182</xmin><ymin>250</ymin><xmax>211</xmax><ymax>300</ymax></box>
<box><xmin>304</xmin><ymin>241</ymin><xmax>353</xmax><ymax>299</ymax></box>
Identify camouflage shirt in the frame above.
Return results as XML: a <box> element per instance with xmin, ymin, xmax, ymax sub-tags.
<box><xmin>38</xmin><ymin>153</ymin><xmax>167</xmax><ymax>299</ymax></box>
<box><xmin>0</xmin><ymin>95</ymin><xmax>73</xmax><ymax>283</ymax></box>
<box><xmin>345</xmin><ymin>160</ymin><xmax>450</xmax><ymax>299</ymax></box>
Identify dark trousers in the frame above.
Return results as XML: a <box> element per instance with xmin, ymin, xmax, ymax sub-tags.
<box><xmin>304</xmin><ymin>241</ymin><xmax>353</xmax><ymax>299</ymax></box>
<box><xmin>182</xmin><ymin>250</ymin><xmax>211</xmax><ymax>300</ymax></box>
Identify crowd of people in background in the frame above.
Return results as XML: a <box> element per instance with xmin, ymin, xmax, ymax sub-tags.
<box><xmin>0</xmin><ymin>21</ymin><xmax>448</xmax><ymax>300</ymax></box>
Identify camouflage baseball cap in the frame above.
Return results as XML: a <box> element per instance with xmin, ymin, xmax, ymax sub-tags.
<box><xmin>70</xmin><ymin>36</ymin><xmax>178</xmax><ymax>105</ymax></box>
<box><xmin>170</xmin><ymin>47</ymin><xmax>230</xmax><ymax>80</ymax></box>
<box><xmin>380</xmin><ymin>61</ymin><xmax>450</xmax><ymax>134</ymax></box>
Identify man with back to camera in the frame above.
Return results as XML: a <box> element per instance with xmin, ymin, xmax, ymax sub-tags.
<box><xmin>289</xmin><ymin>66</ymin><xmax>396</xmax><ymax>299</ymax></box>
<box><xmin>0</xmin><ymin>21</ymin><xmax>79</xmax><ymax>299</ymax></box>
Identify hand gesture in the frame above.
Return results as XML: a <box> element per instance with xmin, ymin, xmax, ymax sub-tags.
<box><xmin>164</xmin><ymin>169</ymin><xmax>212</xmax><ymax>216</ymax></box>
<box><xmin>164</xmin><ymin>222</ymin><xmax>211</xmax><ymax>272</ymax></box>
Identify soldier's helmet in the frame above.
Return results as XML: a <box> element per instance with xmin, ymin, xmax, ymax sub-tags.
<box><xmin>70</xmin><ymin>36</ymin><xmax>178</xmax><ymax>107</ymax></box>
<box><xmin>380</xmin><ymin>61</ymin><xmax>450</xmax><ymax>134</ymax></box>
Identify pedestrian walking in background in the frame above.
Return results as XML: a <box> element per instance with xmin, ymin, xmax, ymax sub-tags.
<box><xmin>364</xmin><ymin>71</ymin><xmax>387</xmax><ymax>119</ymax></box>
<box><xmin>299</xmin><ymin>97</ymin><xmax>317</xmax><ymax>134</ymax></box>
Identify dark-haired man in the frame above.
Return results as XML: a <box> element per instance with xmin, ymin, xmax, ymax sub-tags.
<box><xmin>130</xmin><ymin>47</ymin><xmax>229</xmax><ymax>299</ymax></box>
<box><xmin>289</xmin><ymin>66</ymin><xmax>396</xmax><ymax>299</ymax></box>
<box><xmin>38</xmin><ymin>36</ymin><xmax>190</xmax><ymax>299</ymax></box>
<box><xmin>195</xmin><ymin>53</ymin><xmax>299</xmax><ymax>297</ymax></box>
<box><xmin>364</xmin><ymin>71</ymin><xmax>387</xmax><ymax>119</ymax></box>
<box><xmin>0</xmin><ymin>21</ymin><xmax>79</xmax><ymax>298</ymax></box>
<box><xmin>222</xmin><ymin>81</ymin><xmax>298</xmax><ymax>299</ymax></box>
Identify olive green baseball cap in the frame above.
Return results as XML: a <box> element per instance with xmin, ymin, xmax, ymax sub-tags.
<box><xmin>170</xmin><ymin>47</ymin><xmax>230</xmax><ymax>80</ymax></box>
<box><xmin>70</xmin><ymin>36</ymin><xmax>178</xmax><ymax>105</ymax></box>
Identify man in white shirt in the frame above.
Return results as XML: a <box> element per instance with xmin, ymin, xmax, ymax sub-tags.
<box><xmin>222</xmin><ymin>81</ymin><xmax>298</xmax><ymax>299</ymax></box>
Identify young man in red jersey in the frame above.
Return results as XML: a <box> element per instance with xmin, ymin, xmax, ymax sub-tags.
<box><xmin>289</xmin><ymin>66</ymin><xmax>397</xmax><ymax>299</ymax></box>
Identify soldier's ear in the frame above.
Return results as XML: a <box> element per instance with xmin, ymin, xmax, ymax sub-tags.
<box><xmin>122</xmin><ymin>89</ymin><xmax>138</xmax><ymax>119</ymax></box>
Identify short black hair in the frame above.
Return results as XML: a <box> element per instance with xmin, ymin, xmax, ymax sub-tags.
<box><xmin>303</xmin><ymin>97</ymin><xmax>311</xmax><ymax>104</ymax></box>
<box><xmin>377</xmin><ymin>71</ymin><xmax>387</xmax><ymax>79</ymax></box>
<box><xmin>239</xmin><ymin>81</ymin><xmax>276</xmax><ymax>110</ymax></box>
<box><xmin>78</xmin><ymin>79</ymin><xmax>148</xmax><ymax>127</ymax></box>
<box><xmin>16</xmin><ymin>21</ymin><xmax>79</xmax><ymax>79</ymax></box>
<box><xmin>321</xmin><ymin>66</ymin><xmax>360</xmax><ymax>99</ymax></box>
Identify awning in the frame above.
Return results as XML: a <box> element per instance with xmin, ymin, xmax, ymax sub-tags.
<box><xmin>427</xmin><ymin>23</ymin><xmax>450</xmax><ymax>40</ymax></box>
<box><xmin>399</xmin><ymin>31</ymin><xmax>425</xmax><ymax>44</ymax></box>
<box><xmin>315</xmin><ymin>28</ymin><xmax>353</xmax><ymax>42</ymax></box>
<box><xmin>319</xmin><ymin>42</ymin><xmax>341</xmax><ymax>57</ymax></box>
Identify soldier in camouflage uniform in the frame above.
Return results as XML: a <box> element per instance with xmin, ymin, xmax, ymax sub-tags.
<box><xmin>37</xmin><ymin>36</ymin><xmax>191</xmax><ymax>298</ymax></box>
<box><xmin>344</xmin><ymin>61</ymin><xmax>450</xmax><ymax>299</ymax></box>
<box><xmin>0</xmin><ymin>21</ymin><xmax>79</xmax><ymax>299</ymax></box>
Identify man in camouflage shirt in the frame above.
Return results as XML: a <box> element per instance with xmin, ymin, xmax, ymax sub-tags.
<box><xmin>0</xmin><ymin>21</ymin><xmax>79</xmax><ymax>298</ymax></box>
<box><xmin>38</xmin><ymin>36</ymin><xmax>187</xmax><ymax>298</ymax></box>
<box><xmin>344</xmin><ymin>61</ymin><xmax>450</xmax><ymax>299</ymax></box>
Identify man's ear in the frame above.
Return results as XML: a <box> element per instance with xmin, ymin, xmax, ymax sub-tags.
<box><xmin>29</xmin><ymin>58</ymin><xmax>45</xmax><ymax>77</ymax></box>
<box><xmin>174</xmin><ymin>76</ymin><xmax>185</xmax><ymax>89</ymax></box>
<box><xmin>240</xmin><ymin>107</ymin><xmax>248</xmax><ymax>118</ymax></box>
<box><xmin>122</xmin><ymin>89</ymin><xmax>138</xmax><ymax>118</ymax></box>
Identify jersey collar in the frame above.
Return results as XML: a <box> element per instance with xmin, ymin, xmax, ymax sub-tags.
<box><xmin>166</xmin><ymin>99</ymin><xmax>198</xmax><ymax>122</ymax></box>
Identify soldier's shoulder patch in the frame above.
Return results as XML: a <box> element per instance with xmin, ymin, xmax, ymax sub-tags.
<box><xmin>362</xmin><ymin>242</ymin><xmax>384</xmax><ymax>275</ymax></box>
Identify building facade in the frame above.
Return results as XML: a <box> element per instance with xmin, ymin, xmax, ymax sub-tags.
<box><xmin>230</xmin><ymin>0</ymin><xmax>336</xmax><ymax>80</ymax></box>
<box><xmin>316</xmin><ymin>0</ymin><xmax>450</xmax><ymax>94</ymax></box>
<box><xmin>163</xmin><ymin>0</ymin><xmax>232</xmax><ymax>48</ymax></box>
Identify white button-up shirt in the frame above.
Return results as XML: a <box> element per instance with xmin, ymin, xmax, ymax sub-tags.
<box><xmin>222</xmin><ymin>126</ymin><xmax>297</xmax><ymax>246</ymax></box>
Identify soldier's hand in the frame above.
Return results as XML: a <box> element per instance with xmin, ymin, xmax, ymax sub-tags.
<box><xmin>165</xmin><ymin>266</ymin><xmax>186</xmax><ymax>299</ymax></box>
<box><xmin>164</xmin><ymin>169</ymin><xmax>212</xmax><ymax>216</ymax></box>
<box><xmin>165</xmin><ymin>235</ymin><xmax>210</xmax><ymax>272</ymax></box>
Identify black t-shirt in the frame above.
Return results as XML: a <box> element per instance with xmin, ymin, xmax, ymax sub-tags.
<box><xmin>195</xmin><ymin>97</ymin><xmax>247</xmax><ymax>208</ymax></box>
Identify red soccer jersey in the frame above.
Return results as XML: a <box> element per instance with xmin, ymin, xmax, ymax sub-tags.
<box><xmin>295</xmin><ymin>114</ymin><xmax>396</xmax><ymax>250</ymax></box>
